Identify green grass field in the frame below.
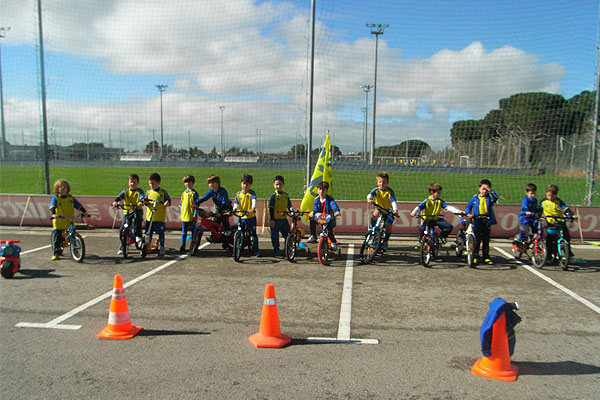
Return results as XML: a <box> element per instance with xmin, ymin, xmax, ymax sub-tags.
<box><xmin>0</xmin><ymin>165</ymin><xmax>596</xmax><ymax>206</ymax></box>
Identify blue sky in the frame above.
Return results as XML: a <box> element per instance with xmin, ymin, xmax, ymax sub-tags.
<box><xmin>2</xmin><ymin>0</ymin><xmax>598</xmax><ymax>152</ymax></box>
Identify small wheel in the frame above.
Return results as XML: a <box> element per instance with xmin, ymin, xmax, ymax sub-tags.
<box><xmin>1</xmin><ymin>260</ymin><xmax>15</xmax><ymax>279</ymax></box>
<box><xmin>233</xmin><ymin>231</ymin><xmax>243</xmax><ymax>262</ymax></box>
<box><xmin>317</xmin><ymin>236</ymin><xmax>330</xmax><ymax>265</ymax></box>
<box><xmin>284</xmin><ymin>233</ymin><xmax>297</xmax><ymax>262</ymax></box>
<box><xmin>454</xmin><ymin>232</ymin><xmax>465</xmax><ymax>257</ymax></box>
<box><xmin>420</xmin><ymin>237</ymin><xmax>432</xmax><ymax>267</ymax></box>
<box><xmin>190</xmin><ymin>230</ymin><xmax>202</xmax><ymax>256</ymax></box>
<box><xmin>466</xmin><ymin>234</ymin><xmax>476</xmax><ymax>268</ymax></box>
<box><xmin>559</xmin><ymin>241</ymin><xmax>569</xmax><ymax>271</ymax></box>
<box><xmin>432</xmin><ymin>235</ymin><xmax>440</xmax><ymax>259</ymax></box>
<box><xmin>531</xmin><ymin>238</ymin><xmax>547</xmax><ymax>268</ymax></box>
<box><xmin>71</xmin><ymin>234</ymin><xmax>86</xmax><ymax>262</ymax></box>
<box><xmin>121</xmin><ymin>228</ymin><xmax>130</xmax><ymax>259</ymax></box>
<box><xmin>141</xmin><ymin>238</ymin><xmax>148</xmax><ymax>258</ymax></box>
<box><xmin>359</xmin><ymin>229</ymin><xmax>382</xmax><ymax>264</ymax></box>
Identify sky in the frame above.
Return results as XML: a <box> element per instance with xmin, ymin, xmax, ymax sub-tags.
<box><xmin>1</xmin><ymin>0</ymin><xmax>598</xmax><ymax>153</ymax></box>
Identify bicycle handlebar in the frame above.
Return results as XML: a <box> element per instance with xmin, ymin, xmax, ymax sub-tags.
<box><xmin>278</xmin><ymin>209</ymin><xmax>307</xmax><ymax>218</ymax></box>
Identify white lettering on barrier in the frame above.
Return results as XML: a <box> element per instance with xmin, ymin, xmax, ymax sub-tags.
<box><xmin>2</xmin><ymin>201</ymin><xmax>20</xmax><ymax>218</ymax></box>
<box><xmin>345</xmin><ymin>208</ymin><xmax>363</xmax><ymax>227</ymax></box>
<box><xmin>579</xmin><ymin>214</ymin><xmax>598</xmax><ymax>233</ymax></box>
<box><xmin>86</xmin><ymin>204</ymin><xmax>101</xmax><ymax>221</ymax></box>
<box><xmin>500</xmin><ymin>213</ymin><xmax>519</xmax><ymax>231</ymax></box>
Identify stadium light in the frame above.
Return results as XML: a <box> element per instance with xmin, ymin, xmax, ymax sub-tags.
<box><xmin>0</xmin><ymin>27</ymin><xmax>10</xmax><ymax>161</ymax></box>
<box><xmin>155</xmin><ymin>84</ymin><xmax>167</xmax><ymax>159</ymax></box>
<box><xmin>219</xmin><ymin>106</ymin><xmax>226</xmax><ymax>158</ymax></box>
<box><xmin>360</xmin><ymin>84</ymin><xmax>372</xmax><ymax>162</ymax></box>
<box><xmin>366</xmin><ymin>23</ymin><xmax>388</xmax><ymax>165</ymax></box>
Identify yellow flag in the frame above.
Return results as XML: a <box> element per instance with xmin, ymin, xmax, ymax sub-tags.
<box><xmin>300</xmin><ymin>132</ymin><xmax>333</xmax><ymax>218</ymax></box>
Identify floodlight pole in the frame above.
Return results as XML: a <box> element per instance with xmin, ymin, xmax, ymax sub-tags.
<box><xmin>0</xmin><ymin>27</ymin><xmax>9</xmax><ymax>161</ymax></box>
<box><xmin>36</xmin><ymin>0</ymin><xmax>51</xmax><ymax>193</ymax></box>
<box><xmin>587</xmin><ymin>65</ymin><xmax>600</xmax><ymax>205</ymax></box>
<box><xmin>366</xmin><ymin>23</ymin><xmax>387</xmax><ymax>166</ymax></box>
<box><xmin>360</xmin><ymin>84</ymin><xmax>372</xmax><ymax>162</ymax></box>
<box><xmin>306</xmin><ymin>0</ymin><xmax>316</xmax><ymax>188</ymax></box>
<box><xmin>155</xmin><ymin>84</ymin><xmax>167</xmax><ymax>159</ymax></box>
<box><xmin>219</xmin><ymin>106</ymin><xmax>226</xmax><ymax>159</ymax></box>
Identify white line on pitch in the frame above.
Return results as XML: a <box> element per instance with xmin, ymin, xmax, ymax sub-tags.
<box><xmin>307</xmin><ymin>244</ymin><xmax>379</xmax><ymax>344</ymax></box>
<box><xmin>495</xmin><ymin>247</ymin><xmax>600</xmax><ymax>314</ymax></box>
<box><xmin>16</xmin><ymin>242</ymin><xmax>210</xmax><ymax>330</ymax></box>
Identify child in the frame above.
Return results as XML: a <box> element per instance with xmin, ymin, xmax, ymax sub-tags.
<box><xmin>268</xmin><ymin>175</ymin><xmax>292</xmax><ymax>257</ymax></box>
<box><xmin>367</xmin><ymin>172</ymin><xmax>399</xmax><ymax>251</ymax></box>
<box><xmin>410</xmin><ymin>183</ymin><xmax>461</xmax><ymax>249</ymax></box>
<box><xmin>112</xmin><ymin>174</ymin><xmax>145</xmax><ymax>255</ymax></box>
<box><xmin>144</xmin><ymin>172</ymin><xmax>171</xmax><ymax>256</ymax></box>
<box><xmin>233</xmin><ymin>174</ymin><xmax>260</xmax><ymax>257</ymax></box>
<box><xmin>179</xmin><ymin>175</ymin><xmax>199</xmax><ymax>253</ymax></box>
<box><xmin>513</xmin><ymin>183</ymin><xmax>538</xmax><ymax>247</ymax></box>
<box><xmin>539</xmin><ymin>184</ymin><xmax>577</xmax><ymax>262</ymax></box>
<box><xmin>465</xmin><ymin>179</ymin><xmax>499</xmax><ymax>265</ymax></box>
<box><xmin>308</xmin><ymin>181</ymin><xmax>341</xmax><ymax>251</ymax></box>
<box><xmin>49</xmin><ymin>179</ymin><xmax>88</xmax><ymax>260</ymax></box>
<box><xmin>198</xmin><ymin>174</ymin><xmax>232</xmax><ymax>240</ymax></box>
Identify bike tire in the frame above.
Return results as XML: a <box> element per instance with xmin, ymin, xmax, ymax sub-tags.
<box><xmin>317</xmin><ymin>236</ymin><xmax>330</xmax><ymax>265</ymax></box>
<box><xmin>559</xmin><ymin>241</ymin><xmax>569</xmax><ymax>271</ymax></box>
<box><xmin>71</xmin><ymin>233</ymin><xmax>85</xmax><ymax>262</ymax></box>
<box><xmin>233</xmin><ymin>231</ymin><xmax>243</xmax><ymax>262</ymax></box>
<box><xmin>190</xmin><ymin>230</ymin><xmax>202</xmax><ymax>256</ymax></box>
<box><xmin>284</xmin><ymin>234</ymin><xmax>296</xmax><ymax>262</ymax></box>
<box><xmin>121</xmin><ymin>228</ymin><xmax>129</xmax><ymax>259</ymax></box>
<box><xmin>531</xmin><ymin>238</ymin><xmax>547</xmax><ymax>268</ymax></box>
<box><xmin>454</xmin><ymin>231</ymin><xmax>465</xmax><ymax>257</ymax></box>
<box><xmin>359</xmin><ymin>229</ymin><xmax>382</xmax><ymax>264</ymax></box>
<box><xmin>141</xmin><ymin>238</ymin><xmax>148</xmax><ymax>258</ymax></box>
<box><xmin>420</xmin><ymin>237</ymin><xmax>432</xmax><ymax>267</ymax></box>
<box><xmin>432</xmin><ymin>234</ymin><xmax>440</xmax><ymax>260</ymax></box>
<box><xmin>1</xmin><ymin>260</ymin><xmax>15</xmax><ymax>279</ymax></box>
<box><xmin>466</xmin><ymin>234</ymin><xmax>476</xmax><ymax>268</ymax></box>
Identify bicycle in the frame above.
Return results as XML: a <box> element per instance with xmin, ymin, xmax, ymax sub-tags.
<box><xmin>51</xmin><ymin>213</ymin><xmax>89</xmax><ymax>262</ymax></box>
<box><xmin>140</xmin><ymin>200</ymin><xmax>161</xmax><ymax>258</ymax></box>
<box><xmin>279</xmin><ymin>209</ymin><xmax>308</xmax><ymax>262</ymax></box>
<box><xmin>190</xmin><ymin>207</ymin><xmax>234</xmax><ymax>256</ymax></box>
<box><xmin>414</xmin><ymin>214</ymin><xmax>444</xmax><ymax>267</ymax></box>
<box><xmin>315</xmin><ymin>213</ymin><xmax>340</xmax><ymax>266</ymax></box>
<box><xmin>454</xmin><ymin>215</ymin><xmax>468</xmax><ymax>258</ymax></box>
<box><xmin>232</xmin><ymin>211</ymin><xmax>255</xmax><ymax>262</ymax></box>
<box><xmin>114</xmin><ymin>204</ymin><xmax>143</xmax><ymax>258</ymax></box>
<box><xmin>460</xmin><ymin>215</ymin><xmax>490</xmax><ymax>268</ymax></box>
<box><xmin>359</xmin><ymin>203</ymin><xmax>395</xmax><ymax>264</ymax></box>
<box><xmin>511</xmin><ymin>217</ymin><xmax>546</xmax><ymax>268</ymax></box>
<box><xmin>539</xmin><ymin>215</ymin><xmax>576</xmax><ymax>271</ymax></box>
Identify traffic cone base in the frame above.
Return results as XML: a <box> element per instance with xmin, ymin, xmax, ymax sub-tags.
<box><xmin>471</xmin><ymin>358</ymin><xmax>518</xmax><ymax>382</ymax></box>
<box><xmin>97</xmin><ymin>274</ymin><xmax>142</xmax><ymax>340</ymax></box>
<box><xmin>249</xmin><ymin>283</ymin><xmax>290</xmax><ymax>348</ymax></box>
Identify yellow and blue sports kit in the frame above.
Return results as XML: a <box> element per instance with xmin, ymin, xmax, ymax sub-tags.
<box><xmin>49</xmin><ymin>194</ymin><xmax>86</xmax><ymax>256</ymax></box>
<box><xmin>269</xmin><ymin>190</ymin><xmax>292</xmax><ymax>252</ymax></box>
<box><xmin>539</xmin><ymin>197</ymin><xmax>573</xmax><ymax>256</ymax></box>
<box><xmin>115</xmin><ymin>187</ymin><xmax>144</xmax><ymax>247</ymax></box>
<box><xmin>179</xmin><ymin>188</ymin><xmax>199</xmax><ymax>249</ymax></box>
<box><xmin>465</xmin><ymin>192</ymin><xmax>499</xmax><ymax>260</ymax></box>
<box><xmin>412</xmin><ymin>196</ymin><xmax>461</xmax><ymax>240</ymax></box>
<box><xmin>234</xmin><ymin>189</ymin><xmax>259</xmax><ymax>253</ymax></box>
<box><xmin>145</xmin><ymin>187</ymin><xmax>170</xmax><ymax>248</ymax></box>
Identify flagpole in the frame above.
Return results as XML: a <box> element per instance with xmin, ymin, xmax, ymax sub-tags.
<box><xmin>306</xmin><ymin>0</ymin><xmax>316</xmax><ymax>188</ymax></box>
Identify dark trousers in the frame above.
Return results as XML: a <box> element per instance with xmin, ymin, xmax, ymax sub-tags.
<box><xmin>51</xmin><ymin>229</ymin><xmax>65</xmax><ymax>256</ymax></box>
<box><xmin>473</xmin><ymin>224</ymin><xmax>490</xmax><ymax>259</ymax></box>
<box><xmin>419</xmin><ymin>219</ymin><xmax>453</xmax><ymax>240</ymax></box>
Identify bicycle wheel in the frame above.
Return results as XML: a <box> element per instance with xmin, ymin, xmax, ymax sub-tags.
<box><xmin>432</xmin><ymin>234</ymin><xmax>440</xmax><ymax>260</ymax></box>
<box><xmin>359</xmin><ymin>229</ymin><xmax>382</xmax><ymax>264</ymax></box>
<box><xmin>141</xmin><ymin>238</ymin><xmax>148</xmax><ymax>258</ymax></box>
<box><xmin>70</xmin><ymin>233</ymin><xmax>86</xmax><ymax>262</ymax></box>
<box><xmin>558</xmin><ymin>241</ymin><xmax>569</xmax><ymax>271</ymax></box>
<box><xmin>284</xmin><ymin>233</ymin><xmax>296</xmax><ymax>262</ymax></box>
<box><xmin>420</xmin><ymin>237</ymin><xmax>432</xmax><ymax>267</ymax></box>
<box><xmin>466</xmin><ymin>234</ymin><xmax>476</xmax><ymax>268</ymax></box>
<box><xmin>317</xmin><ymin>236</ymin><xmax>330</xmax><ymax>265</ymax></box>
<box><xmin>190</xmin><ymin>230</ymin><xmax>202</xmax><ymax>256</ymax></box>
<box><xmin>1</xmin><ymin>260</ymin><xmax>15</xmax><ymax>279</ymax></box>
<box><xmin>233</xmin><ymin>230</ymin><xmax>243</xmax><ymax>262</ymax></box>
<box><xmin>121</xmin><ymin>228</ymin><xmax>129</xmax><ymax>259</ymax></box>
<box><xmin>531</xmin><ymin>238</ymin><xmax>547</xmax><ymax>268</ymax></box>
<box><xmin>454</xmin><ymin>231</ymin><xmax>465</xmax><ymax>257</ymax></box>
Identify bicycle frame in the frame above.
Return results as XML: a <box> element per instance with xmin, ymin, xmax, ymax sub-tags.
<box><xmin>359</xmin><ymin>203</ymin><xmax>395</xmax><ymax>264</ymax></box>
<box><xmin>279</xmin><ymin>209</ymin><xmax>307</xmax><ymax>262</ymax></box>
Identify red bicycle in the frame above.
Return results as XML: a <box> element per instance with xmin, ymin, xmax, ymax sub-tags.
<box><xmin>190</xmin><ymin>207</ymin><xmax>234</xmax><ymax>256</ymax></box>
<box><xmin>316</xmin><ymin>213</ymin><xmax>340</xmax><ymax>266</ymax></box>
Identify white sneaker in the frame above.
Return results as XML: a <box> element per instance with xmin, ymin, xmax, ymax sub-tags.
<box><xmin>307</xmin><ymin>235</ymin><xmax>316</xmax><ymax>243</ymax></box>
<box><xmin>331</xmin><ymin>243</ymin><xmax>338</xmax><ymax>252</ymax></box>
<box><xmin>158</xmin><ymin>247</ymin><xmax>166</xmax><ymax>256</ymax></box>
<box><xmin>117</xmin><ymin>250</ymin><xmax>124</xmax><ymax>255</ymax></box>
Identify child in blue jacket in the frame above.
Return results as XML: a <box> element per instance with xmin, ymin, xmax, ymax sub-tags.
<box><xmin>308</xmin><ymin>181</ymin><xmax>341</xmax><ymax>251</ymax></box>
<box><xmin>465</xmin><ymin>179</ymin><xmax>499</xmax><ymax>265</ymax></box>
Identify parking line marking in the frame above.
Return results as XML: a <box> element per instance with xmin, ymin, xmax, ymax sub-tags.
<box><xmin>307</xmin><ymin>244</ymin><xmax>379</xmax><ymax>344</ymax></box>
<box><xmin>16</xmin><ymin>242</ymin><xmax>210</xmax><ymax>330</ymax></box>
<box><xmin>495</xmin><ymin>247</ymin><xmax>600</xmax><ymax>314</ymax></box>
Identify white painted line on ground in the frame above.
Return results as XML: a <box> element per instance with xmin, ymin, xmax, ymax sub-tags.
<box><xmin>16</xmin><ymin>242</ymin><xmax>210</xmax><ymax>330</ymax></box>
<box><xmin>307</xmin><ymin>244</ymin><xmax>379</xmax><ymax>344</ymax></box>
<box><xmin>495</xmin><ymin>246</ymin><xmax>600</xmax><ymax>314</ymax></box>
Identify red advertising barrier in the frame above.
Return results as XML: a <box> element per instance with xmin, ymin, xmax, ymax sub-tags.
<box><xmin>1</xmin><ymin>194</ymin><xmax>599</xmax><ymax>239</ymax></box>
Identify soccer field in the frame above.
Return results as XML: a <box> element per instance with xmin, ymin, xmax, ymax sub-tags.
<box><xmin>0</xmin><ymin>165</ymin><xmax>596</xmax><ymax>206</ymax></box>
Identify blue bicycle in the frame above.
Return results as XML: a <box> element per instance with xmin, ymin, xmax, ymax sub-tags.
<box><xmin>540</xmin><ymin>215</ymin><xmax>576</xmax><ymax>271</ymax></box>
<box><xmin>359</xmin><ymin>203</ymin><xmax>395</xmax><ymax>264</ymax></box>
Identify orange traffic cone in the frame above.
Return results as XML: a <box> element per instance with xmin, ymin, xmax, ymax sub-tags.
<box><xmin>97</xmin><ymin>274</ymin><xmax>142</xmax><ymax>339</ymax></box>
<box><xmin>471</xmin><ymin>313</ymin><xmax>519</xmax><ymax>381</ymax></box>
<box><xmin>248</xmin><ymin>283</ymin><xmax>291</xmax><ymax>348</ymax></box>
